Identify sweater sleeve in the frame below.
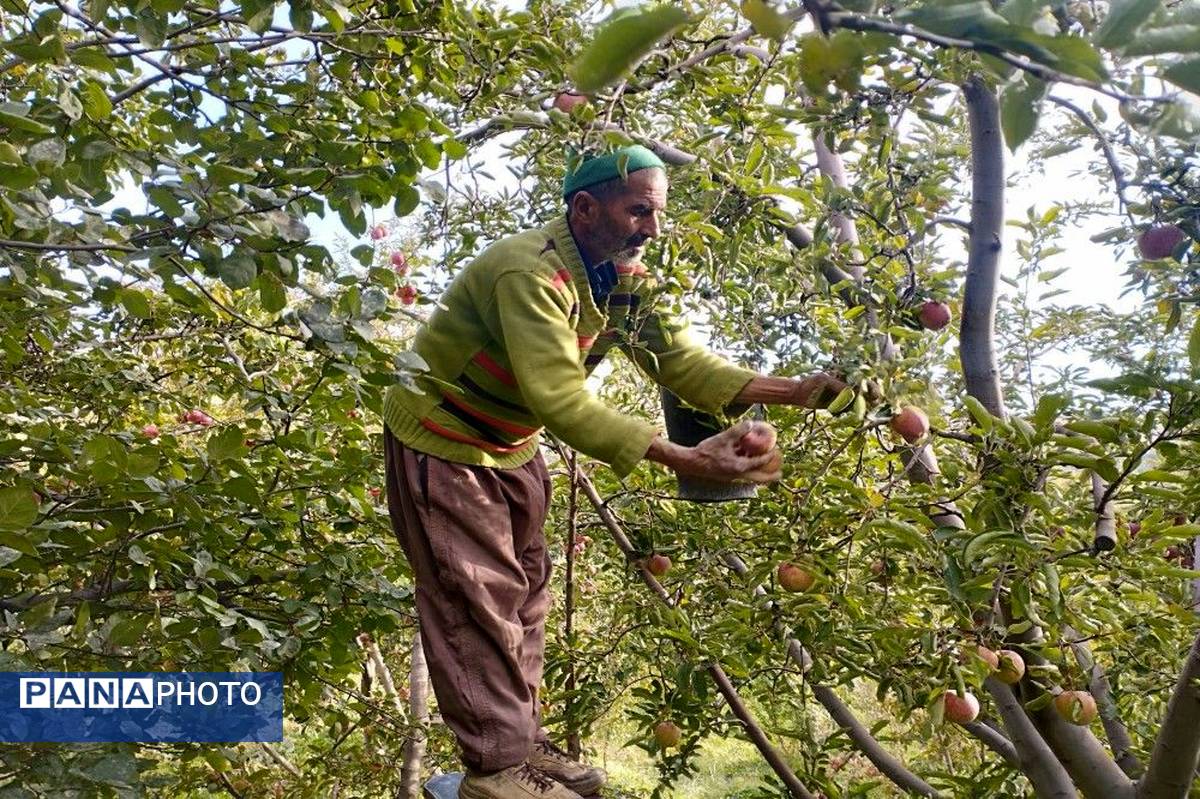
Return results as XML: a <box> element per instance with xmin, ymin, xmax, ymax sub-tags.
<box><xmin>493</xmin><ymin>272</ymin><xmax>659</xmax><ymax>478</ymax></box>
<box><xmin>623</xmin><ymin>304</ymin><xmax>758</xmax><ymax>417</ymax></box>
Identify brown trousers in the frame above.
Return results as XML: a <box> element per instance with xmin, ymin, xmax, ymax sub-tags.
<box><xmin>383</xmin><ymin>428</ymin><xmax>553</xmax><ymax>772</ymax></box>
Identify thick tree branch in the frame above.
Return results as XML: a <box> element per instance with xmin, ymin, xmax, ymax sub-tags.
<box><xmin>985</xmin><ymin>678</ymin><xmax>1077</xmax><ymax>798</ymax></box>
<box><xmin>963</xmin><ymin>719</ymin><xmax>1019</xmax><ymax>767</ymax></box>
<box><xmin>1033</xmin><ymin>704</ymin><xmax>1135</xmax><ymax>799</ymax></box>
<box><xmin>1137</xmin><ymin>630</ymin><xmax>1200</xmax><ymax>799</ymax></box>
<box><xmin>961</xmin><ymin>76</ymin><xmax>1008</xmax><ymax>419</ymax></box>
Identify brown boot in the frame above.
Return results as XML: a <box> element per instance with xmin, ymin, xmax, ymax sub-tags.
<box><xmin>458</xmin><ymin>763</ymin><xmax>582</xmax><ymax>799</ymax></box>
<box><xmin>526</xmin><ymin>739</ymin><xmax>606</xmax><ymax>796</ymax></box>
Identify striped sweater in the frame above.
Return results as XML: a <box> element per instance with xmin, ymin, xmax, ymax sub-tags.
<box><xmin>381</xmin><ymin>215</ymin><xmax>757</xmax><ymax>478</ymax></box>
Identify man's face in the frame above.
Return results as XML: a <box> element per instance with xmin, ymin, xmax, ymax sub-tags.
<box><xmin>594</xmin><ymin>168</ymin><xmax>668</xmax><ymax>263</ymax></box>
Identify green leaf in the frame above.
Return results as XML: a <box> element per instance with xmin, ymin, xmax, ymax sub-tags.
<box><xmin>1121</xmin><ymin>25</ymin><xmax>1200</xmax><ymax>55</ymax></box>
<box><xmin>207</xmin><ymin>163</ymin><xmax>257</xmax><ymax>186</ymax></box>
<box><xmin>963</xmin><ymin>395</ymin><xmax>995</xmax><ymax>433</ymax></box>
<box><xmin>258</xmin><ymin>270</ymin><xmax>287</xmax><ymax>313</ymax></box>
<box><xmin>0</xmin><ymin>109</ymin><xmax>53</xmax><ymax>135</ymax></box>
<box><xmin>1163</xmin><ymin>58</ymin><xmax>1200</xmax><ymax>95</ymax></box>
<box><xmin>1064</xmin><ymin>419</ymin><xmax>1119</xmax><ymax>443</ymax></box>
<box><xmin>0</xmin><ymin>164</ymin><xmax>38</xmax><ymax>190</ymax></box>
<box><xmin>741</xmin><ymin>0</ymin><xmax>794</xmax><ymax>40</ymax></box>
<box><xmin>147</xmin><ymin>185</ymin><xmax>184</xmax><ymax>217</ymax></box>
<box><xmin>218</xmin><ymin>252</ymin><xmax>257</xmax><ymax>290</ymax></box>
<box><xmin>394</xmin><ymin>185</ymin><xmax>420</xmax><ymax>217</ymax></box>
<box><xmin>1189</xmin><ymin>312</ymin><xmax>1200</xmax><ymax>374</ymax></box>
<box><xmin>1095</xmin><ymin>0</ymin><xmax>1161</xmax><ymax>48</ymax></box>
<box><xmin>568</xmin><ymin>5</ymin><xmax>691</xmax><ymax>92</ymax></box>
<box><xmin>207</xmin><ymin>425</ymin><xmax>245</xmax><ymax>462</ymax></box>
<box><xmin>0</xmin><ymin>487</ymin><xmax>38</xmax><ymax>532</ymax></box>
<box><xmin>79</xmin><ymin>81</ymin><xmax>112</xmax><ymax>120</ymax></box>
<box><xmin>119</xmin><ymin>288</ymin><xmax>152</xmax><ymax>318</ymax></box>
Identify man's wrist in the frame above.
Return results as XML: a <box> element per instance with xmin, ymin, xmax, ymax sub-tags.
<box><xmin>645</xmin><ymin>434</ymin><xmax>694</xmax><ymax>473</ymax></box>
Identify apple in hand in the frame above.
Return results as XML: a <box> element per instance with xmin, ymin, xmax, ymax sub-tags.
<box><xmin>735</xmin><ymin>421</ymin><xmax>777</xmax><ymax>457</ymax></box>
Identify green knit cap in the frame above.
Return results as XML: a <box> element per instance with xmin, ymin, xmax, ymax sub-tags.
<box><xmin>562</xmin><ymin>145</ymin><xmax>666</xmax><ymax>199</ymax></box>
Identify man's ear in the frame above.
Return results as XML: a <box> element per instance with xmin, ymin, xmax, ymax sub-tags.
<box><xmin>570</xmin><ymin>191</ymin><xmax>598</xmax><ymax>224</ymax></box>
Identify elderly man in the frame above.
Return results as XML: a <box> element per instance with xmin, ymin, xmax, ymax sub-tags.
<box><xmin>382</xmin><ymin>145</ymin><xmax>846</xmax><ymax>799</ymax></box>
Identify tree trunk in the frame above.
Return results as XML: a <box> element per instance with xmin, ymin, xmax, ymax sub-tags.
<box><xmin>985</xmin><ymin>678</ymin><xmax>1076</xmax><ymax>798</ymax></box>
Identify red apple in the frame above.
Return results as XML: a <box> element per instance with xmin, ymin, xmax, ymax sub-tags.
<box><xmin>1054</xmin><ymin>690</ymin><xmax>1098</xmax><ymax>726</ymax></box>
<box><xmin>370</xmin><ymin>224</ymin><xmax>387</xmax><ymax>241</ymax></box>
<box><xmin>1137</xmin><ymin>224</ymin><xmax>1186</xmax><ymax>260</ymax></box>
<box><xmin>889</xmin><ymin>406</ymin><xmax>929</xmax><ymax>443</ymax></box>
<box><xmin>996</xmin><ymin>650</ymin><xmax>1026</xmax><ymax>684</ymax></box>
<box><xmin>141</xmin><ymin>424</ymin><xmax>160</xmax><ymax>439</ymax></box>
<box><xmin>347</xmin><ymin>408</ymin><xmax>360</xmax><ymax>419</ymax></box>
<box><xmin>397</xmin><ymin>285</ymin><xmax>418</xmax><ymax>305</ymax></box>
<box><xmin>653</xmin><ymin>720</ymin><xmax>682</xmax><ymax>749</ymax></box>
<box><xmin>646</xmin><ymin>554</ymin><xmax>671</xmax><ymax>576</ymax></box>
<box><xmin>553</xmin><ymin>92</ymin><xmax>588</xmax><ymax>113</ymax></box>
<box><xmin>942</xmin><ymin>690</ymin><xmax>980</xmax><ymax>724</ymax></box>
<box><xmin>185</xmin><ymin>410</ymin><xmax>214</xmax><ymax>427</ymax></box>
<box><xmin>735</xmin><ymin>421</ymin><xmax>777</xmax><ymax>457</ymax></box>
<box><xmin>368</xmin><ymin>487</ymin><xmax>382</xmax><ymax>500</ymax></box>
<box><xmin>391</xmin><ymin>251</ymin><xmax>408</xmax><ymax>274</ymax></box>
<box><xmin>918</xmin><ymin>300</ymin><xmax>952</xmax><ymax>331</ymax></box>
<box><xmin>975</xmin><ymin>645</ymin><xmax>1000</xmax><ymax>671</ymax></box>
<box><xmin>778</xmin><ymin>562</ymin><xmax>816</xmax><ymax>593</ymax></box>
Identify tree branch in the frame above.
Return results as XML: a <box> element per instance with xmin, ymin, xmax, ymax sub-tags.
<box><xmin>1032</xmin><ymin>703</ymin><xmax>1135</xmax><ymax>799</ymax></box>
<box><xmin>1063</xmin><ymin>626</ymin><xmax>1142</xmax><ymax>778</ymax></box>
<box><xmin>1047</xmin><ymin>95</ymin><xmax>1133</xmax><ymax>222</ymax></box>
<box><xmin>963</xmin><ymin>719</ymin><xmax>1019</xmax><ymax>767</ymax></box>
<box><xmin>985</xmin><ymin>678</ymin><xmax>1077</xmax><ymax>798</ymax></box>
<box><xmin>1136</xmin><ymin>630</ymin><xmax>1200</xmax><ymax>799</ymax></box>
<box><xmin>960</xmin><ymin>75</ymin><xmax>1008</xmax><ymax>419</ymax></box>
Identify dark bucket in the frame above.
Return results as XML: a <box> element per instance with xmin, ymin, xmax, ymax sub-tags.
<box><xmin>660</xmin><ymin>389</ymin><xmax>761</xmax><ymax>502</ymax></box>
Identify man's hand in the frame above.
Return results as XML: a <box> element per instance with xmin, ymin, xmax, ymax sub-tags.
<box><xmin>646</xmin><ymin>419</ymin><xmax>782</xmax><ymax>484</ymax></box>
<box><xmin>792</xmin><ymin>372</ymin><xmax>850</xmax><ymax>409</ymax></box>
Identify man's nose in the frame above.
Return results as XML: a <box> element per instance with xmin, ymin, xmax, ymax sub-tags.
<box><xmin>641</xmin><ymin>212</ymin><xmax>660</xmax><ymax>240</ymax></box>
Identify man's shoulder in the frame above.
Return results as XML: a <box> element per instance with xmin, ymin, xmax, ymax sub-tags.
<box><xmin>470</xmin><ymin>225</ymin><xmax>564</xmax><ymax>283</ymax></box>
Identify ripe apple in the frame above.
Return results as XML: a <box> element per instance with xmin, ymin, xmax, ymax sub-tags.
<box><xmin>368</xmin><ymin>487</ymin><xmax>382</xmax><ymax>500</ymax></box>
<box><xmin>1054</xmin><ymin>690</ymin><xmax>1098</xmax><ymax>726</ymax></box>
<box><xmin>390</xmin><ymin>251</ymin><xmax>408</xmax><ymax>273</ymax></box>
<box><xmin>553</xmin><ymin>92</ymin><xmax>588</xmax><ymax>113</ymax></box>
<box><xmin>184</xmin><ymin>410</ymin><xmax>214</xmax><ymax>427</ymax></box>
<box><xmin>347</xmin><ymin>408</ymin><xmax>360</xmax><ymax>419</ymax></box>
<box><xmin>778</xmin><ymin>562</ymin><xmax>816</xmax><ymax>593</ymax></box>
<box><xmin>942</xmin><ymin>690</ymin><xmax>980</xmax><ymax>724</ymax></box>
<box><xmin>975</xmin><ymin>645</ymin><xmax>1000</xmax><ymax>671</ymax></box>
<box><xmin>370</xmin><ymin>224</ymin><xmax>387</xmax><ymax>241</ymax></box>
<box><xmin>996</xmin><ymin>650</ymin><xmax>1026</xmax><ymax>684</ymax></box>
<box><xmin>646</xmin><ymin>554</ymin><xmax>671</xmax><ymax>576</ymax></box>
<box><xmin>735</xmin><ymin>421</ymin><xmax>777</xmax><ymax>457</ymax></box>
<box><xmin>653</xmin><ymin>720</ymin><xmax>682</xmax><ymax>749</ymax></box>
<box><xmin>141</xmin><ymin>424</ymin><xmax>160</xmax><ymax>439</ymax></box>
<box><xmin>918</xmin><ymin>300</ymin><xmax>952</xmax><ymax>331</ymax></box>
<box><xmin>398</xmin><ymin>285</ymin><xmax>418</xmax><ymax>305</ymax></box>
<box><xmin>1137</xmin><ymin>224</ymin><xmax>1186</xmax><ymax>260</ymax></box>
<box><xmin>889</xmin><ymin>406</ymin><xmax>929</xmax><ymax>443</ymax></box>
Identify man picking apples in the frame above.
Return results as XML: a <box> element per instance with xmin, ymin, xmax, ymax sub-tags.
<box><xmin>380</xmin><ymin>145</ymin><xmax>849</xmax><ymax>799</ymax></box>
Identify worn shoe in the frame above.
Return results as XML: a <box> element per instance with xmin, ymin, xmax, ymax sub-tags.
<box><xmin>458</xmin><ymin>762</ymin><xmax>582</xmax><ymax>799</ymax></box>
<box><xmin>527</xmin><ymin>739</ymin><xmax>606</xmax><ymax>796</ymax></box>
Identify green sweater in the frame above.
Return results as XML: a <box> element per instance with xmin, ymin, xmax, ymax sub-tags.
<box><xmin>381</xmin><ymin>215</ymin><xmax>758</xmax><ymax>478</ymax></box>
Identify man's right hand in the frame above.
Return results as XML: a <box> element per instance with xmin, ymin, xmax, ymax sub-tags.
<box><xmin>646</xmin><ymin>419</ymin><xmax>783</xmax><ymax>484</ymax></box>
